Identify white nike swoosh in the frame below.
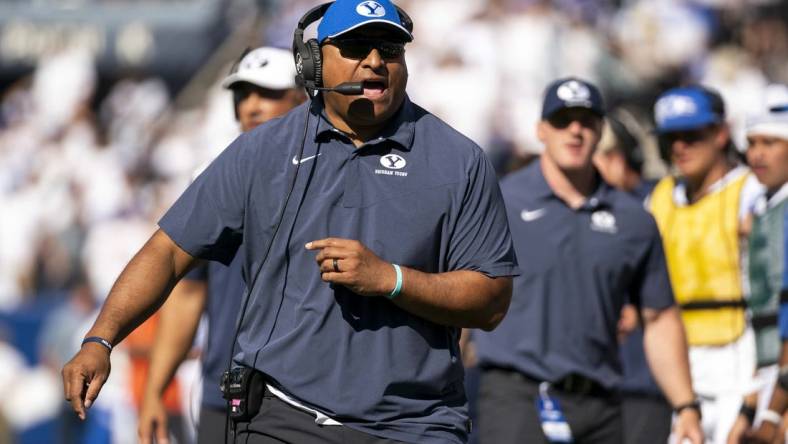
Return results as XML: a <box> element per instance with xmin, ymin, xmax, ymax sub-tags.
<box><xmin>292</xmin><ymin>153</ymin><xmax>322</xmax><ymax>165</ymax></box>
<box><xmin>521</xmin><ymin>208</ymin><xmax>546</xmax><ymax>222</ymax></box>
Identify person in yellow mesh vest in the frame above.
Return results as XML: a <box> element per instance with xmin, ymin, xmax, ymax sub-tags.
<box><xmin>650</xmin><ymin>85</ymin><xmax>764</xmax><ymax>444</ymax></box>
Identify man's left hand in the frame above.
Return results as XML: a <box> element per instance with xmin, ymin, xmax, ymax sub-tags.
<box><xmin>307</xmin><ymin>238</ymin><xmax>396</xmax><ymax>297</ymax></box>
<box><xmin>673</xmin><ymin>408</ymin><xmax>704</xmax><ymax>444</ymax></box>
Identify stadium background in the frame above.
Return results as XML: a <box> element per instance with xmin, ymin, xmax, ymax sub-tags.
<box><xmin>0</xmin><ymin>0</ymin><xmax>786</xmax><ymax>442</ymax></box>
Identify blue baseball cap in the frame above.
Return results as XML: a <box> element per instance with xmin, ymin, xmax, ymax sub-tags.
<box><xmin>654</xmin><ymin>86</ymin><xmax>725</xmax><ymax>133</ymax></box>
<box><xmin>317</xmin><ymin>0</ymin><xmax>413</xmax><ymax>43</ymax></box>
<box><xmin>541</xmin><ymin>77</ymin><xmax>605</xmax><ymax>119</ymax></box>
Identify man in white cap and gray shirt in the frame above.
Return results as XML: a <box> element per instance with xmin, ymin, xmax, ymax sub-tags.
<box><xmin>137</xmin><ymin>46</ymin><xmax>306</xmax><ymax>444</ymax></box>
<box><xmin>726</xmin><ymin>84</ymin><xmax>788</xmax><ymax>444</ymax></box>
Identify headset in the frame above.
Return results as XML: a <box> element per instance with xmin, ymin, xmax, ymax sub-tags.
<box><xmin>291</xmin><ymin>1</ymin><xmax>413</xmax><ymax>95</ymax></box>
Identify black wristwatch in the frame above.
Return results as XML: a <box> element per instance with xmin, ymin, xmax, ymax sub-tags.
<box><xmin>674</xmin><ymin>399</ymin><xmax>702</xmax><ymax>419</ymax></box>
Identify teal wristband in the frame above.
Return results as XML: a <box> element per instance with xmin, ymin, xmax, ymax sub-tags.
<box><xmin>388</xmin><ymin>264</ymin><xmax>403</xmax><ymax>299</ymax></box>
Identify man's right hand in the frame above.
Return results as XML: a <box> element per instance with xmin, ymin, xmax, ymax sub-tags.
<box><xmin>138</xmin><ymin>395</ymin><xmax>170</xmax><ymax>444</ymax></box>
<box><xmin>61</xmin><ymin>342</ymin><xmax>111</xmax><ymax>420</ymax></box>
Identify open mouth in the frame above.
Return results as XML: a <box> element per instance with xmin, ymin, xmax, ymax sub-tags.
<box><xmin>362</xmin><ymin>80</ymin><xmax>387</xmax><ymax>98</ymax></box>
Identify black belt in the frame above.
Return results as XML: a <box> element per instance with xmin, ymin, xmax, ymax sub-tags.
<box><xmin>749</xmin><ymin>290</ymin><xmax>788</xmax><ymax>330</ymax></box>
<box><xmin>752</xmin><ymin>313</ymin><xmax>778</xmax><ymax>330</ymax></box>
<box><xmin>484</xmin><ymin>366</ymin><xmax>613</xmax><ymax>398</ymax></box>
<box><xmin>551</xmin><ymin>373</ymin><xmax>612</xmax><ymax>397</ymax></box>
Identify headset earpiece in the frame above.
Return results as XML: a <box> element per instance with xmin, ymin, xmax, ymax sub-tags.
<box><xmin>293</xmin><ymin>3</ymin><xmax>332</xmax><ymax>93</ymax></box>
<box><xmin>307</xmin><ymin>39</ymin><xmax>323</xmax><ymax>90</ymax></box>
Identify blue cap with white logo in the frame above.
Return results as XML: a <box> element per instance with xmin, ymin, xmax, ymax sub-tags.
<box><xmin>654</xmin><ymin>86</ymin><xmax>725</xmax><ymax>134</ymax></box>
<box><xmin>541</xmin><ymin>77</ymin><xmax>605</xmax><ymax>119</ymax></box>
<box><xmin>317</xmin><ymin>0</ymin><xmax>413</xmax><ymax>43</ymax></box>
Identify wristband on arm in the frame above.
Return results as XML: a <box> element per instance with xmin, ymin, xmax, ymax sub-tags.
<box><xmin>82</xmin><ymin>336</ymin><xmax>113</xmax><ymax>352</ymax></box>
<box><xmin>388</xmin><ymin>264</ymin><xmax>403</xmax><ymax>300</ymax></box>
<box><xmin>760</xmin><ymin>409</ymin><xmax>783</xmax><ymax>425</ymax></box>
<box><xmin>739</xmin><ymin>403</ymin><xmax>756</xmax><ymax>425</ymax></box>
<box><xmin>674</xmin><ymin>399</ymin><xmax>702</xmax><ymax>419</ymax></box>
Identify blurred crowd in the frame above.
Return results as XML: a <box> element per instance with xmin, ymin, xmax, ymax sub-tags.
<box><xmin>0</xmin><ymin>0</ymin><xmax>786</xmax><ymax>442</ymax></box>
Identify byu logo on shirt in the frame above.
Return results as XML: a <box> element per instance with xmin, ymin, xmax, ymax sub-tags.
<box><xmin>357</xmin><ymin>1</ymin><xmax>385</xmax><ymax>17</ymax></box>
<box><xmin>655</xmin><ymin>95</ymin><xmax>699</xmax><ymax>126</ymax></box>
<box><xmin>590</xmin><ymin>210</ymin><xmax>617</xmax><ymax>234</ymax></box>
<box><xmin>380</xmin><ymin>154</ymin><xmax>406</xmax><ymax>170</ymax></box>
<box><xmin>556</xmin><ymin>80</ymin><xmax>591</xmax><ymax>103</ymax></box>
<box><xmin>375</xmin><ymin>153</ymin><xmax>408</xmax><ymax>177</ymax></box>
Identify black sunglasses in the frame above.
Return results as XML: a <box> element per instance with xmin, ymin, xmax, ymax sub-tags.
<box><xmin>547</xmin><ymin>111</ymin><xmax>601</xmax><ymax>130</ymax></box>
<box><xmin>327</xmin><ymin>38</ymin><xmax>406</xmax><ymax>60</ymax></box>
<box><xmin>659</xmin><ymin>127</ymin><xmax>715</xmax><ymax>145</ymax></box>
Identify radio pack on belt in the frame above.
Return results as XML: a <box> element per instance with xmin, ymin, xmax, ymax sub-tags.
<box><xmin>220</xmin><ymin>367</ymin><xmax>265</xmax><ymax>423</ymax></box>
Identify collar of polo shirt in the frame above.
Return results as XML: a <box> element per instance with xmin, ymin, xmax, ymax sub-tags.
<box><xmin>530</xmin><ymin>159</ymin><xmax>615</xmax><ymax>208</ymax></box>
<box><xmin>312</xmin><ymin>94</ymin><xmax>415</xmax><ymax>150</ymax></box>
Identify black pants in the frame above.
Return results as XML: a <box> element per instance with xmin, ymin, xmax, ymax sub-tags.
<box><xmin>233</xmin><ymin>388</ymin><xmax>405</xmax><ymax>444</ymax></box>
<box><xmin>198</xmin><ymin>405</ymin><xmax>232</xmax><ymax>444</ymax></box>
<box><xmin>621</xmin><ymin>394</ymin><xmax>672</xmax><ymax>444</ymax></box>
<box><xmin>478</xmin><ymin>368</ymin><xmax>622</xmax><ymax>444</ymax></box>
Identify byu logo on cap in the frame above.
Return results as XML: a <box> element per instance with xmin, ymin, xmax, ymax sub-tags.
<box><xmin>655</xmin><ymin>95</ymin><xmax>698</xmax><ymax>126</ymax></box>
<box><xmin>241</xmin><ymin>51</ymin><xmax>270</xmax><ymax>71</ymax></box>
<box><xmin>556</xmin><ymin>80</ymin><xmax>591</xmax><ymax>103</ymax></box>
<box><xmin>381</xmin><ymin>154</ymin><xmax>406</xmax><ymax>169</ymax></box>
<box><xmin>357</xmin><ymin>1</ymin><xmax>386</xmax><ymax>17</ymax></box>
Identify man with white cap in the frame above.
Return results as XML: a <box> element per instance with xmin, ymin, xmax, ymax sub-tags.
<box><xmin>727</xmin><ymin>84</ymin><xmax>788</xmax><ymax>444</ymax></box>
<box><xmin>136</xmin><ymin>46</ymin><xmax>305</xmax><ymax>444</ymax></box>
<box><xmin>62</xmin><ymin>1</ymin><xmax>517</xmax><ymax>443</ymax></box>
<box><xmin>221</xmin><ymin>46</ymin><xmax>306</xmax><ymax>132</ymax></box>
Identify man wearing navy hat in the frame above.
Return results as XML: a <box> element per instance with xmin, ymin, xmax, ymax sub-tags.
<box><xmin>62</xmin><ymin>1</ymin><xmax>518</xmax><ymax>443</ymax></box>
<box><xmin>649</xmin><ymin>85</ymin><xmax>764</xmax><ymax>443</ymax></box>
<box><xmin>473</xmin><ymin>77</ymin><xmax>703</xmax><ymax>443</ymax></box>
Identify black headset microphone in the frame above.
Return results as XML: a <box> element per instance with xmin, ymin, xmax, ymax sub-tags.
<box><xmin>315</xmin><ymin>82</ymin><xmax>364</xmax><ymax>95</ymax></box>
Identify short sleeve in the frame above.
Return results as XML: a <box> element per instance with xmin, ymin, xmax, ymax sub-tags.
<box><xmin>184</xmin><ymin>262</ymin><xmax>208</xmax><ymax>282</ymax></box>
<box><xmin>446</xmin><ymin>151</ymin><xmax>519</xmax><ymax>277</ymax></box>
<box><xmin>631</xmin><ymin>215</ymin><xmax>675</xmax><ymax>310</ymax></box>
<box><xmin>158</xmin><ymin>133</ymin><xmax>253</xmax><ymax>265</ymax></box>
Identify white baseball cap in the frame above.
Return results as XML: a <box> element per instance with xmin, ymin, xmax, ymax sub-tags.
<box><xmin>221</xmin><ymin>47</ymin><xmax>298</xmax><ymax>90</ymax></box>
<box><xmin>746</xmin><ymin>84</ymin><xmax>788</xmax><ymax>141</ymax></box>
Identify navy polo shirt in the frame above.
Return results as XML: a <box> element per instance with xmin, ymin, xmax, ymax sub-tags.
<box><xmin>474</xmin><ymin>160</ymin><xmax>674</xmax><ymax>389</ymax></box>
<box><xmin>182</xmin><ymin>249</ymin><xmax>245</xmax><ymax>409</ymax></box>
<box><xmin>159</xmin><ymin>96</ymin><xmax>518</xmax><ymax>444</ymax></box>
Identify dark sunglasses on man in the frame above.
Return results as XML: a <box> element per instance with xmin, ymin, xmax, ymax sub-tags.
<box><xmin>325</xmin><ymin>38</ymin><xmax>406</xmax><ymax>60</ymax></box>
<box><xmin>659</xmin><ymin>126</ymin><xmax>716</xmax><ymax>146</ymax></box>
<box><xmin>547</xmin><ymin>110</ymin><xmax>601</xmax><ymax>130</ymax></box>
